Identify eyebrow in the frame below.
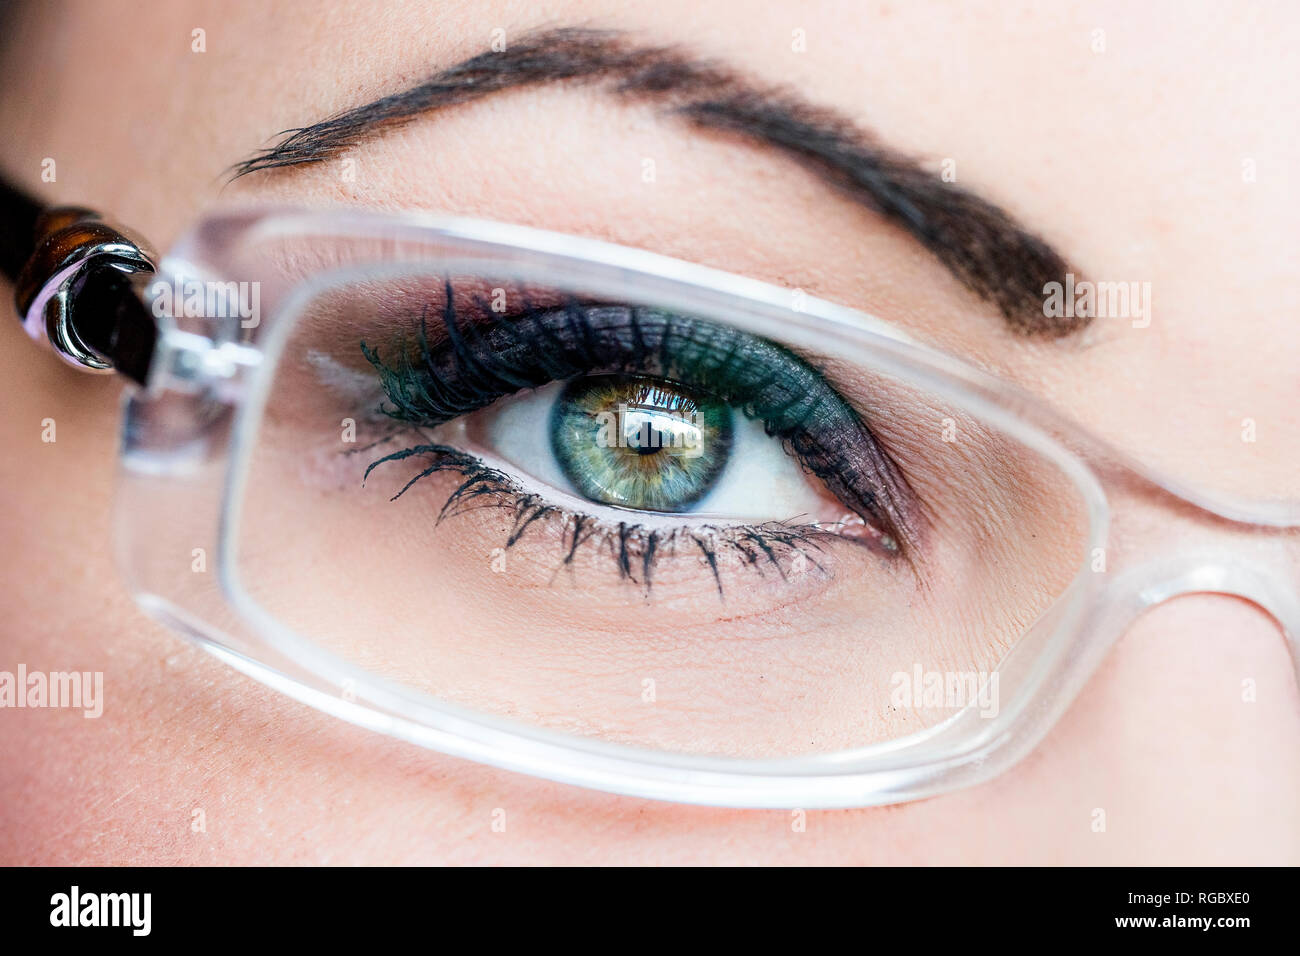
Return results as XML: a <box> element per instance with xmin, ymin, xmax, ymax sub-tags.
<box><xmin>233</xmin><ymin>27</ymin><xmax>1084</xmax><ymax>337</ymax></box>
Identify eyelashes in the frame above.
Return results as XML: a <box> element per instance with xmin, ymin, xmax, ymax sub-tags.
<box><xmin>362</xmin><ymin>441</ymin><xmax>835</xmax><ymax>594</ymax></box>
<box><xmin>359</xmin><ymin>283</ymin><xmax>919</xmax><ymax>552</ymax></box>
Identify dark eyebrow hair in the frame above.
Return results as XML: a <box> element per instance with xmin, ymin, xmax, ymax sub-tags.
<box><xmin>232</xmin><ymin>27</ymin><xmax>1084</xmax><ymax>337</ymax></box>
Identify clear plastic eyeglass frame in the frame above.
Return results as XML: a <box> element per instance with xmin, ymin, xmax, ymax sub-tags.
<box><xmin>116</xmin><ymin>206</ymin><xmax>1300</xmax><ymax>809</ymax></box>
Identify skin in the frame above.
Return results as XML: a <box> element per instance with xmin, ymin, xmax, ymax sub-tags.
<box><xmin>1</xmin><ymin>0</ymin><xmax>1297</xmax><ymax>863</ymax></box>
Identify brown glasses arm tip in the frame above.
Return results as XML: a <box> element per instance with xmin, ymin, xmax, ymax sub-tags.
<box><xmin>1</xmin><ymin>175</ymin><xmax>158</xmax><ymax>385</ymax></box>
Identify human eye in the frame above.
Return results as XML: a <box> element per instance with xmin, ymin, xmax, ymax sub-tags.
<box><xmin>357</xmin><ymin>288</ymin><xmax>915</xmax><ymax>593</ymax></box>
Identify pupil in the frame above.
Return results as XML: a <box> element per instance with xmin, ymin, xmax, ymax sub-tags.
<box><xmin>633</xmin><ymin>424</ymin><xmax>669</xmax><ymax>455</ymax></box>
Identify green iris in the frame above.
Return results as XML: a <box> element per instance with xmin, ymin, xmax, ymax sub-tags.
<box><xmin>550</xmin><ymin>375</ymin><xmax>734</xmax><ymax>512</ymax></box>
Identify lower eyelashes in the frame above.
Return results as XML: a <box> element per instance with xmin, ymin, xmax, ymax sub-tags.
<box><xmin>361</xmin><ymin>439</ymin><xmax>840</xmax><ymax>594</ymax></box>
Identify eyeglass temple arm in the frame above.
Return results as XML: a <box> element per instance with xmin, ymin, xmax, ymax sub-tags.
<box><xmin>1</xmin><ymin>173</ymin><xmax>158</xmax><ymax>385</ymax></box>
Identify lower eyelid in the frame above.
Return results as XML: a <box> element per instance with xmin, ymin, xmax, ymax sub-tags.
<box><xmin>468</xmin><ymin>493</ymin><xmax>845</xmax><ymax>599</ymax></box>
<box><xmin>357</xmin><ymin>435</ymin><xmax>864</xmax><ymax>594</ymax></box>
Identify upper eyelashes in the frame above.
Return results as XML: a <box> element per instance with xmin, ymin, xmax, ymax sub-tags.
<box><xmin>359</xmin><ymin>283</ymin><xmax>919</xmax><ymax>552</ymax></box>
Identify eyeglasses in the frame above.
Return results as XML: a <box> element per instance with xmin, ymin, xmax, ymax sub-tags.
<box><xmin>6</xmin><ymin>183</ymin><xmax>1299</xmax><ymax>809</ymax></box>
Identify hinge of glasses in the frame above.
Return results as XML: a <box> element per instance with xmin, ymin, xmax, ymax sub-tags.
<box><xmin>13</xmin><ymin>206</ymin><xmax>159</xmax><ymax>384</ymax></box>
<box><xmin>12</xmin><ymin>204</ymin><xmax>263</xmax><ymax>395</ymax></box>
<box><xmin>149</xmin><ymin>327</ymin><xmax>263</xmax><ymax>397</ymax></box>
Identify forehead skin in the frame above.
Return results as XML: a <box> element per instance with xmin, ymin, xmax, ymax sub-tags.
<box><xmin>0</xmin><ymin>0</ymin><xmax>1296</xmax><ymax>863</ymax></box>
